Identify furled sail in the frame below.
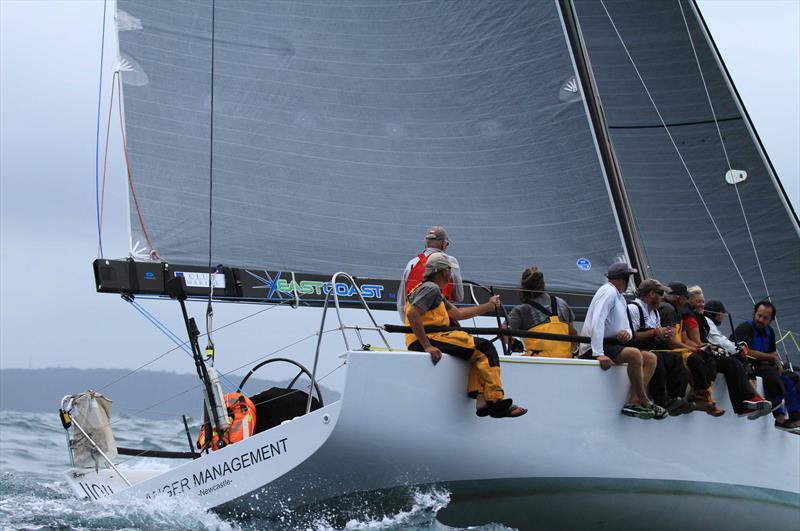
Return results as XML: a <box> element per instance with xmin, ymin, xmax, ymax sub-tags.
<box><xmin>114</xmin><ymin>0</ymin><xmax>628</xmax><ymax>294</ymax></box>
<box><xmin>571</xmin><ymin>0</ymin><xmax>800</xmax><ymax>356</ymax></box>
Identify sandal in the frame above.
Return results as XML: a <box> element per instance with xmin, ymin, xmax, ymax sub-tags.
<box><xmin>489</xmin><ymin>400</ymin><xmax>528</xmax><ymax>418</ymax></box>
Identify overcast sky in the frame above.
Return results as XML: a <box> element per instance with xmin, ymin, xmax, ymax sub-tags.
<box><xmin>1</xmin><ymin>1</ymin><xmax>798</xmax><ymax>388</ymax></box>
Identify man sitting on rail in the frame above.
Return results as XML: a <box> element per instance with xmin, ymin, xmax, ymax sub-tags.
<box><xmin>733</xmin><ymin>300</ymin><xmax>799</xmax><ymax>432</ymax></box>
<box><xmin>405</xmin><ymin>252</ymin><xmax>527</xmax><ymax>419</ymax></box>
<box><xmin>507</xmin><ymin>266</ymin><xmax>576</xmax><ymax>358</ymax></box>
<box><xmin>578</xmin><ymin>263</ymin><xmax>666</xmax><ymax>420</ymax></box>
<box><xmin>702</xmin><ymin>300</ymin><xmax>772</xmax><ymax>418</ymax></box>
<box><xmin>627</xmin><ymin>279</ymin><xmax>690</xmax><ymax>415</ymax></box>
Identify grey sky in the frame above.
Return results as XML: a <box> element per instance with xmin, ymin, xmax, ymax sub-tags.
<box><xmin>1</xmin><ymin>1</ymin><xmax>798</xmax><ymax>385</ymax></box>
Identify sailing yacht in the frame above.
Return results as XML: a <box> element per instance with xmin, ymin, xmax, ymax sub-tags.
<box><xmin>63</xmin><ymin>1</ymin><xmax>799</xmax><ymax>528</ymax></box>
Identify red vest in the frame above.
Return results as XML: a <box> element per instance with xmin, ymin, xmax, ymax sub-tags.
<box><xmin>406</xmin><ymin>252</ymin><xmax>454</xmax><ymax>300</ymax></box>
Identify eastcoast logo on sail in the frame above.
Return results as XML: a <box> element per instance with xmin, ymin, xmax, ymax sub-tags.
<box><xmin>263</xmin><ymin>278</ymin><xmax>385</xmax><ymax>299</ymax></box>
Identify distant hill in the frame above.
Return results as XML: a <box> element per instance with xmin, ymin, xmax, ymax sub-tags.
<box><xmin>0</xmin><ymin>368</ymin><xmax>337</xmax><ymax>420</ymax></box>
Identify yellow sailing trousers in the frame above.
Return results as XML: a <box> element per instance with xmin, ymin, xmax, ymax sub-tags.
<box><xmin>408</xmin><ymin>330</ymin><xmax>504</xmax><ymax>402</ymax></box>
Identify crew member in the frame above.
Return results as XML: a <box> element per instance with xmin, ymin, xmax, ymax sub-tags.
<box><xmin>397</xmin><ymin>226</ymin><xmax>463</xmax><ymax>321</ymax></box>
<box><xmin>579</xmin><ymin>263</ymin><xmax>665</xmax><ymax>420</ymax></box>
<box><xmin>507</xmin><ymin>266</ymin><xmax>576</xmax><ymax>358</ymax></box>
<box><xmin>405</xmin><ymin>252</ymin><xmax>526</xmax><ymax>418</ymax></box>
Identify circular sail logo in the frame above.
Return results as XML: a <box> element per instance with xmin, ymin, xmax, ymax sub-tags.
<box><xmin>576</xmin><ymin>258</ymin><xmax>591</xmax><ymax>272</ymax></box>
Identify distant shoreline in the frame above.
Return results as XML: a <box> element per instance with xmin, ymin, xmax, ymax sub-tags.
<box><xmin>0</xmin><ymin>368</ymin><xmax>336</xmax><ymax>420</ymax></box>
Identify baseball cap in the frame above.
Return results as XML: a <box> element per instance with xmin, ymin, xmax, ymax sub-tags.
<box><xmin>637</xmin><ymin>278</ymin><xmax>669</xmax><ymax>295</ymax></box>
<box><xmin>606</xmin><ymin>262</ymin><xmax>638</xmax><ymax>279</ymax></box>
<box><xmin>667</xmin><ymin>282</ymin><xmax>689</xmax><ymax>298</ymax></box>
<box><xmin>425</xmin><ymin>226</ymin><xmax>452</xmax><ymax>245</ymax></box>
<box><xmin>423</xmin><ymin>252</ymin><xmax>453</xmax><ymax>278</ymax></box>
<box><xmin>704</xmin><ymin>300</ymin><xmax>726</xmax><ymax>316</ymax></box>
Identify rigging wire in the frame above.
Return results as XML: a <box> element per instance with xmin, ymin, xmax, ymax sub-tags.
<box><xmin>677</xmin><ymin>0</ymin><xmax>791</xmax><ymax>362</ymax></box>
<box><xmin>117</xmin><ymin>74</ymin><xmax>159</xmax><ymax>259</ymax></box>
<box><xmin>111</xmin><ymin>360</ymin><xmax>347</xmax><ymax>464</ymax></box>
<box><xmin>96</xmin><ymin>299</ymin><xmax>292</xmax><ymax>392</ymax></box>
<box><xmin>598</xmin><ymin>0</ymin><xmax>755</xmax><ymax>304</ymax></box>
<box><xmin>97</xmin><ymin>71</ymin><xmax>119</xmax><ymax>258</ymax></box>
<box><xmin>205</xmin><ymin>0</ymin><xmax>218</xmax><ymax>364</ymax></box>
<box><xmin>94</xmin><ymin>0</ymin><xmax>108</xmax><ymax>258</ymax></box>
<box><xmin>77</xmin><ymin>327</ymin><xmax>333</xmax><ymax>448</ymax></box>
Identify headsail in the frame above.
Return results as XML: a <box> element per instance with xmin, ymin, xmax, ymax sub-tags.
<box><xmin>571</xmin><ymin>0</ymin><xmax>800</xmax><ymax>354</ymax></box>
<box><xmin>114</xmin><ymin>0</ymin><xmax>628</xmax><ymax>294</ymax></box>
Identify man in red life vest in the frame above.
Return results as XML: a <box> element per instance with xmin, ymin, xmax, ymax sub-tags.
<box><xmin>397</xmin><ymin>226</ymin><xmax>464</xmax><ymax>321</ymax></box>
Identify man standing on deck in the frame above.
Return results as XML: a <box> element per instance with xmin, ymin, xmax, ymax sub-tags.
<box><xmin>405</xmin><ymin>252</ymin><xmax>527</xmax><ymax>418</ymax></box>
<box><xmin>397</xmin><ymin>226</ymin><xmax>464</xmax><ymax>322</ymax></box>
<box><xmin>578</xmin><ymin>263</ymin><xmax>665</xmax><ymax>419</ymax></box>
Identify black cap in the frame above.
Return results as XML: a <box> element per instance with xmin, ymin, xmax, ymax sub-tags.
<box><xmin>667</xmin><ymin>282</ymin><xmax>689</xmax><ymax>298</ymax></box>
<box><xmin>704</xmin><ymin>300</ymin><xmax>726</xmax><ymax>317</ymax></box>
<box><xmin>606</xmin><ymin>262</ymin><xmax>638</xmax><ymax>279</ymax></box>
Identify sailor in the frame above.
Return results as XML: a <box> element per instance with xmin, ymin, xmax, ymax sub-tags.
<box><xmin>659</xmin><ymin>282</ymin><xmax>721</xmax><ymax>416</ymax></box>
<box><xmin>732</xmin><ymin>300</ymin><xmax>799</xmax><ymax>432</ymax></box>
<box><xmin>702</xmin><ymin>300</ymin><xmax>772</xmax><ymax>418</ymax></box>
<box><xmin>507</xmin><ymin>266</ymin><xmax>576</xmax><ymax>357</ymax></box>
<box><xmin>397</xmin><ymin>226</ymin><xmax>464</xmax><ymax>322</ymax></box>
<box><xmin>405</xmin><ymin>252</ymin><xmax>526</xmax><ymax>418</ymax></box>
<box><xmin>578</xmin><ymin>262</ymin><xmax>666</xmax><ymax>420</ymax></box>
<box><xmin>626</xmin><ymin>279</ymin><xmax>690</xmax><ymax>415</ymax></box>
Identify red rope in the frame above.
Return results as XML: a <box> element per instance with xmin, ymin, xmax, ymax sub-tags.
<box><xmin>117</xmin><ymin>73</ymin><xmax>159</xmax><ymax>259</ymax></box>
<box><xmin>97</xmin><ymin>71</ymin><xmax>118</xmax><ymax>258</ymax></box>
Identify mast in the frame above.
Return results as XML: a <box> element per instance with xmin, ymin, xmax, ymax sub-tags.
<box><xmin>557</xmin><ymin>0</ymin><xmax>650</xmax><ymax>282</ymax></box>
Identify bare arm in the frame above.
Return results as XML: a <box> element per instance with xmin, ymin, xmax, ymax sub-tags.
<box><xmin>406</xmin><ymin>305</ymin><xmax>441</xmax><ymax>365</ymax></box>
<box><xmin>746</xmin><ymin>348</ymin><xmax>783</xmax><ymax>368</ymax></box>
<box><xmin>447</xmin><ymin>295</ymin><xmax>501</xmax><ymax>322</ymax></box>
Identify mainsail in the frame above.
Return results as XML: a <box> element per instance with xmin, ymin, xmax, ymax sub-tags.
<box><xmin>107</xmin><ymin>0</ymin><xmax>798</xmax><ymax>359</ymax></box>
<box><xmin>114</xmin><ymin>0</ymin><xmax>627</xmax><ymax>295</ymax></box>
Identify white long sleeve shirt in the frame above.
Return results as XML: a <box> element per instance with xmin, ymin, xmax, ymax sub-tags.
<box><xmin>579</xmin><ymin>282</ymin><xmax>632</xmax><ymax>357</ymax></box>
<box><xmin>706</xmin><ymin>316</ymin><xmax>737</xmax><ymax>355</ymax></box>
<box><xmin>396</xmin><ymin>248</ymin><xmax>463</xmax><ymax>321</ymax></box>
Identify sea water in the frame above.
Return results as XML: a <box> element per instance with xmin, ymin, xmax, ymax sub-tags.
<box><xmin>0</xmin><ymin>411</ymin><xmax>513</xmax><ymax>530</ymax></box>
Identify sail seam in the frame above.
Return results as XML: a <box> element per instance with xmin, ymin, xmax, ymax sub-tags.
<box><xmin>607</xmin><ymin>116</ymin><xmax>741</xmax><ymax>130</ymax></box>
<box><xmin>598</xmin><ymin>0</ymin><xmax>755</xmax><ymax>303</ymax></box>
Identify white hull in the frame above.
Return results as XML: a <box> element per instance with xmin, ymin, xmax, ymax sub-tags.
<box><xmin>66</xmin><ymin>351</ymin><xmax>800</xmax><ymax>529</ymax></box>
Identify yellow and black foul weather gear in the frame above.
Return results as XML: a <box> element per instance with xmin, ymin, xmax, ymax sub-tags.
<box><xmin>405</xmin><ymin>284</ymin><xmax>504</xmax><ymax>402</ymax></box>
<box><xmin>522</xmin><ymin>298</ymin><xmax>571</xmax><ymax>358</ymax></box>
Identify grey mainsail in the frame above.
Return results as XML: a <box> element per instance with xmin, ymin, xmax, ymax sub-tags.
<box><xmin>572</xmin><ymin>0</ymin><xmax>799</xmax><ymax>356</ymax></box>
<box><xmin>115</xmin><ymin>0</ymin><xmax>627</xmax><ymax>293</ymax></box>
<box><xmin>111</xmin><ymin>0</ymin><xmax>798</xmax><ymax>359</ymax></box>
